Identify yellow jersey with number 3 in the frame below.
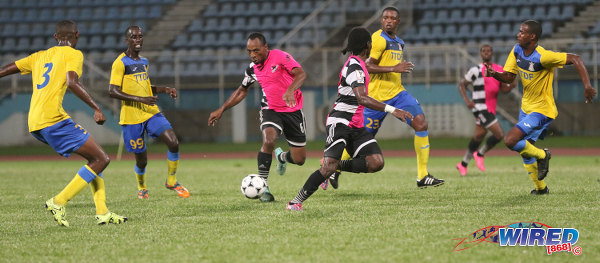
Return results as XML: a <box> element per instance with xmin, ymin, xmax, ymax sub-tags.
<box><xmin>110</xmin><ymin>53</ymin><xmax>160</xmax><ymax>125</ymax></box>
<box><xmin>15</xmin><ymin>46</ymin><xmax>83</xmax><ymax>132</ymax></box>
<box><xmin>503</xmin><ymin>44</ymin><xmax>566</xmax><ymax>118</ymax></box>
<box><xmin>368</xmin><ymin>29</ymin><xmax>406</xmax><ymax>101</ymax></box>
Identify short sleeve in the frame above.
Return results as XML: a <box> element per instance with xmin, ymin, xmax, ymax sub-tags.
<box><xmin>241</xmin><ymin>64</ymin><xmax>256</xmax><ymax>88</ymax></box>
<box><xmin>65</xmin><ymin>49</ymin><xmax>83</xmax><ymax>77</ymax></box>
<box><xmin>540</xmin><ymin>49</ymin><xmax>567</xmax><ymax>69</ymax></box>
<box><xmin>464</xmin><ymin>66</ymin><xmax>478</xmax><ymax>82</ymax></box>
<box><xmin>369</xmin><ymin>32</ymin><xmax>386</xmax><ymax>61</ymax></box>
<box><xmin>280</xmin><ymin>51</ymin><xmax>301</xmax><ymax>73</ymax></box>
<box><xmin>109</xmin><ymin>58</ymin><xmax>125</xmax><ymax>87</ymax></box>
<box><xmin>503</xmin><ymin>47</ymin><xmax>518</xmax><ymax>74</ymax></box>
<box><xmin>346</xmin><ymin>64</ymin><xmax>366</xmax><ymax>89</ymax></box>
<box><xmin>14</xmin><ymin>53</ymin><xmax>34</xmax><ymax>75</ymax></box>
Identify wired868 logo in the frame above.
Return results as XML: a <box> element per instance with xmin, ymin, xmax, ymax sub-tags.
<box><xmin>453</xmin><ymin>222</ymin><xmax>582</xmax><ymax>255</ymax></box>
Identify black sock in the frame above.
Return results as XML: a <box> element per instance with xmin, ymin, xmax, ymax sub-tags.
<box><xmin>480</xmin><ymin>136</ymin><xmax>502</xmax><ymax>155</ymax></box>
<box><xmin>461</xmin><ymin>161</ymin><xmax>468</xmax><ymax>167</ymax></box>
<box><xmin>339</xmin><ymin>158</ymin><xmax>368</xmax><ymax>173</ymax></box>
<box><xmin>257</xmin><ymin>151</ymin><xmax>272</xmax><ymax>183</ymax></box>
<box><xmin>468</xmin><ymin>139</ymin><xmax>480</xmax><ymax>153</ymax></box>
<box><xmin>291</xmin><ymin>169</ymin><xmax>326</xmax><ymax>204</ymax></box>
<box><xmin>284</xmin><ymin>151</ymin><xmax>295</xmax><ymax>164</ymax></box>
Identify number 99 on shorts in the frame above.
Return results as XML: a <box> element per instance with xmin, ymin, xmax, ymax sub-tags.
<box><xmin>129</xmin><ymin>138</ymin><xmax>144</xmax><ymax>150</ymax></box>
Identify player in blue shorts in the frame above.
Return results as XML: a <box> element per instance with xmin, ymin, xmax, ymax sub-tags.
<box><xmin>109</xmin><ymin>26</ymin><xmax>189</xmax><ymax>199</ymax></box>
<box><xmin>0</xmin><ymin>20</ymin><xmax>126</xmax><ymax>226</ymax></box>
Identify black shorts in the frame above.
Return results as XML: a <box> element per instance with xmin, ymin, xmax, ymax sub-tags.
<box><xmin>473</xmin><ymin>110</ymin><xmax>498</xmax><ymax>128</ymax></box>
<box><xmin>323</xmin><ymin>124</ymin><xmax>382</xmax><ymax>159</ymax></box>
<box><xmin>260</xmin><ymin>109</ymin><xmax>306</xmax><ymax>147</ymax></box>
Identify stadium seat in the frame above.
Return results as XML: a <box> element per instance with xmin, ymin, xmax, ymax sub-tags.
<box><xmin>189</xmin><ymin>33</ymin><xmax>203</xmax><ymax>48</ymax></box>
<box><xmin>149</xmin><ymin>5</ymin><xmax>162</xmax><ymax>18</ymax></box>
<box><xmin>262</xmin><ymin>17</ymin><xmax>275</xmax><ymax>31</ymax></box>
<box><xmin>15</xmin><ymin>24</ymin><xmax>29</xmax><ymax>37</ymax></box>
<box><xmin>490</xmin><ymin>8</ymin><xmax>504</xmax><ymax>23</ymax></box>
<box><xmin>203</xmin><ymin>4</ymin><xmax>218</xmax><ymax>17</ymax></box>
<box><xmin>31</xmin><ymin>24</ymin><xmax>45</xmax><ymax>36</ymax></box>
<box><xmin>448</xmin><ymin>10</ymin><xmax>462</xmax><ymax>24</ymax></box>
<box><xmin>218</xmin><ymin>18</ymin><xmax>233</xmax><ymax>31</ymax></box>
<box><xmin>461</xmin><ymin>9</ymin><xmax>476</xmax><ymax>23</ymax></box>
<box><xmin>103</xmin><ymin>21</ymin><xmax>118</xmax><ymax>34</ymax></box>
<box><xmin>561</xmin><ymin>5</ymin><xmax>574</xmax><ymax>20</ymax></box>
<box><xmin>204</xmin><ymin>18</ymin><xmax>219</xmax><ymax>32</ymax></box>
<box><xmin>188</xmin><ymin>19</ymin><xmax>203</xmax><ymax>32</ymax></box>
<box><xmin>518</xmin><ymin>7</ymin><xmax>533</xmax><ymax>21</ymax></box>
<box><xmin>245</xmin><ymin>2</ymin><xmax>260</xmax><ymax>16</ymax></box>
<box><xmin>247</xmin><ymin>17</ymin><xmax>260</xmax><ymax>31</ymax></box>
<box><xmin>533</xmin><ymin>7</ymin><xmax>547</xmax><ymax>21</ymax></box>
<box><xmin>172</xmin><ymin>34</ymin><xmax>188</xmax><ymax>49</ymax></box>
<box><xmin>157</xmin><ymin>62</ymin><xmax>173</xmax><ymax>77</ymax></box>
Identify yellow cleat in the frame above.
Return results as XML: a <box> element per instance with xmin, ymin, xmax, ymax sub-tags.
<box><xmin>96</xmin><ymin>211</ymin><xmax>128</xmax><ymax>225</ymax></box>
<box><xmin>45</xmin><ymin>198</ymin><xmax>69</xmax><ymax>227</ymax></box>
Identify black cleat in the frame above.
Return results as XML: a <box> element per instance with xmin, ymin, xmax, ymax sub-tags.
<box><xmin>417</xmin><ymin>174</ymin><xmax>445</xmax><ymax>188</ymax></box>
<box><xmin>329</xmin><ymin>171</ymin><xmax>340</xmax><ymax>189</ymax></box>
<box><xmin>530</xmin><ymin>186</ymin><xmax>549</xmax><ymax>195</ymax></box>
<box><xmin>537</xmin><ymin>149</ymin><xmax>551</xmax><ymax>181</ymax></box>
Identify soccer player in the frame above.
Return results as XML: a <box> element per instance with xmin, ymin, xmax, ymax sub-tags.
<box><xmin>286</xmin><ymin>27</ymin><xmax>413</xmax><ymax>211</ymax></box>
<box><xmin>485</xmin><ymin>20</ymin><xmax>596</xmax><ymax>194</ymax></box>
<box><xmin>109</xmin><ymin>26</ymin><xmax>190</xmax><ymax>199</ymax></box>
<box><xmin>456</xmin><ymin>44</ymin><xmax>516</xmax><ymax>176</ymax></box>
<box><xmin>208</xmin><ymin>32</ymin><xmax>307</xmax><ymax>202</ymax></box>
<box><xmin>0</xmin><ymin>20</ymin><xmax>127</xmax><ymax>226</ymax></box>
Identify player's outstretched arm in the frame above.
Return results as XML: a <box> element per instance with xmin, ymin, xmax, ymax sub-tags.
<box><xmin>484</xmin><ymin>63</ymin><xmax>516</xmax><ymax>84</ymax></box>
<box><xmin>353</xmin><ymin>84</ymin><xmax>413</xmax><ymax>122</ymax></box>
<box><xmin>208</xmin><ymin>85</ymin><xmax>249</xmax><ymax>126</ymax></box>
<box><xmin>152</xmin><ymin>85</ymin><xmax>177</xmax><ymax>99</ymax></box>
<box><xmin>0</xmin><ymin>63</ymin><xmax>19</xmax><ymax>78</ymax></box>
<box><xmin>109</xmin><ymin>84</ymin><xmax>157</xmax><ymax>106</ymax></box>
<box><xmin>458</xmin><ymin>79</ymin><xmax>475</xmax><ymax>109</ymax></box>
<box><xmin>283</xmin><ymin>67</ymin><xmax>306</xmax><ymax>107</ymax></box>
<box><xmin>67</xmin><ymin>71</ymin><xmax>106</xmax><ymax>125</ymax></box>
<box><xmin>365</xmin><ymin>57</ymin><xmax>414</xmax><ymax>74</ymax></box>
<box><xmin>566</xmin><ymin>53</ymin><xmax>597</xmax><ymax>103</ymax></box>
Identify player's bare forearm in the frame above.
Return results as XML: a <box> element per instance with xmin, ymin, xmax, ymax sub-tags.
<box><xmin>365</xmin><ymin>57</ymin><xmax>392</xmax><ymax>73</ymax></box>
<box><xmin>152</xmin><ymin>85</ymin><xmax>177</xmax><ymax>99</ymax></box>
<box><xmin>0</xmin><ymin>63</ymin><xmax>19</xmax><ymax>78</ymax></box>
<box><xmin>109</xmin><ymin>84</ymin><xmax>143</xmax><ymax>102</ymax></box>
<box><xmin>490</xmin><ymin>71</ymin><xmax>516</xmax><ymax>84</ymax></box>
<box><xmin>67</xmin><ymin>71</ymin><xmax>101</xmax><ymax>112</ymax></box>
<box><xmin>219</xmin><ymin>85</ymin><xmax>249</xmax><ymax>112</ymax></box>
<box><xmin>287</xmin><ymin>67</ymin><xmax>306</xmax><ymax>93</ymax></box>
<box><xmin>500</xmin><ymin>80</ymin><xmax>517</xmax><ymax>93</ymax></box>
<box><xmin>458</xmin><ymin>80</ymin><xmax>472</xmax><ymax>105</ymax></box>
<box><xmin>353</xmin><ymin>85</ymin><xmax>387</xmax><ymax>111</ymax></box>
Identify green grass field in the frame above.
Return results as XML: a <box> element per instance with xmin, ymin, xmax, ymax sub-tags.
<box><xmin>1</xmin><ymin>153</ymin><xmax>598</xmax><ymax>262</ymax></box>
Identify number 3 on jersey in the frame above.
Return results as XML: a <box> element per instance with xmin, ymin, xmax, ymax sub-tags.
<box><xmin>37</xmin><ymin>62</ymin><xmax>53</xmax><ymax>89</ymax></box>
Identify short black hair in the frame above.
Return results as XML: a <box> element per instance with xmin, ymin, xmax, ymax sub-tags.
<box><xmin>480</xmin><ymin>44</ymin><xmax>492</xmax><ymax>52</ymax></box>
<box><xmin>382</xmin><ymin>6</ymin><xmax>399</xmax><ymax>17</ymax></box>
<box><xmin>342</xmin><ymin>27</ymin><xmax>371</xmax><ymax>55</ymax></box>
<box><xmin>56</xmin><ymin>20</ymin><xmax>77</xmax><ymax>37</ymax></box>
<box><xmin>248</xmin><ymin>32</ymin><xmax>267</xmax><ymax>45</ymax></box>
<box><xmin>523</xmin><ymin>20</ymin><xmax>542</xmax><ymax>40</ymax></box>
<box><xmin>125</xmin><ymin>25</ymin><xmax>142</xmax><ymax>37</ymax></box>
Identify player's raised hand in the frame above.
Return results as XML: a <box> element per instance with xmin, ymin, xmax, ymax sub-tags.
<box><xmin>283</xmin><ymin>90</ymin><xmax>296</xmax><ymax>107</ymax></box>
<box><xmin>94</xmin><ymin>109</ymin><xmax>106</xmax><ymax>125</ymax></box>
<box><xmin>208</xmin><ymin>109</ymin><xmax>223</xmax><ymax>126</ymax></box>
<box><xmin>484</xmin><ymin>63</ymin><xmax>495</xmax><ymax>77</ymax></box>
<box><xmin>584</xmin><ymin>85</ymin><xmax>597</xmax><ymax>103</ymax></box>
<box><xmin>139</xmin><ymin>95</ymin><xmax>158</xmax><ymax>106</ymax></box>
<box><xmin>165</xmin><ymin>87</ymin><xmax>177</xmax><ymax>99</ymax></box>
<box><xmin>391</xmin><ymin>108</ymin><xmax>413</xmax><ymax>123</ymax></box>
<box><xmin>392</xmin><ymin>61</ymin><xmax>414</xmax><ymax>73</ymax></box>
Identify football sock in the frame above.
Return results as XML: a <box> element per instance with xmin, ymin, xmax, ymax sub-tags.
<box><xmin>134</xmin><ymin>165</ymin><xmax>147</xmax><ymax>190</ymax></box>
<box><xmin>523</xmin><ymin>161</ymin><xmax>546</xmax><ymax>190</ymax></box>
<box><xmin>479</xmin><ymin>136</ymin><xmax>501</xmax><ymax>155</ymax></box>
<box><xmin>278</xmin><ymin>151</ymin><xmax>295</xmax><ymax>164</ymax></box>
<box><xmin>462</xmin><ymin>138</ymin><xmax>481</xmax><ymax>165</ymax></box>
<box><xmin>339</xmin><ymin>158</ymin><xmax>368</xmax><ymax>173</ymax></box>
<box><xmin>291</xmin><ymin>169</ymin><xmax>326</xmax><ymax>204</ymax></box>
<box><xmin>54</xmin><ymin>165</ymin><xmax>97</xmax><ymax>206</ymax></box>
<box><xmin>257</xmin><ymin>151</ymin><xmax>272</xmax><ymax>183</ymax></box>
<box><xmin>89</xmin><ymin>176</ymin><xmax>108</xmax><ymax>215</ymax></box>
<box><xmin>518</xmin><ymin>141</ymin><xmax>546</xmax><ymax>160</ymax></box>
<box><xmin>414</xmin><ymin>131</ymin><xmax>430</xmax><ymax>180</ymax></box>
<box><xmin>166</xmin><ymin>151</ymin><xmax>179</xmax><ymax>186</ymax></box>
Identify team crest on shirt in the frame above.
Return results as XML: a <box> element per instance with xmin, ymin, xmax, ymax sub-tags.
<box><xmin>271</xmin><ymin>65</ymin><xmax>279</xmax><ymax>73</ymax></box>
<box><xmin>528</xmin><ymin>62</ymin><xmax>535</xmax><ymax>71</ymax></box>
<box><xmin>356</xmin><ymin>70</ymin><xmax>365</xmax><ymax>83</ymax></box>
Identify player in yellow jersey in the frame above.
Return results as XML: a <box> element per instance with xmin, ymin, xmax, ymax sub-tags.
<box><xmin>0</xmin><ymin>20</ymin><xmax>127</xmax><ymax>226</ymax></box>
<box><xmin>486</xmin><ymin>20</ymin><xmax>596</xmax><ymax>194</ymax></box>
<box><xmin>109</xmin><ymin>26</ymin><xmax>190</xmax><ymax>199</ymax></box>
<box><xmin>322</xmin><ymin>7</ymin><xmax>443</xmax><ymax>190</ymax></box>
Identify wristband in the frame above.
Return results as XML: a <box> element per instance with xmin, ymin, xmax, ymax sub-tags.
<box><xmin>384</xmin><ymin>104</ymin><xmax>396</xmax><ymax>113</ymax></box>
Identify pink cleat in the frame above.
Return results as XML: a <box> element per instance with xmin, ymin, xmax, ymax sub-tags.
<box><xmin>456</xmin><ymin>162</ymin><xmax>467</xmax><ymax>176</ymax></box>
<box><xmin>473</xmin><ymin>152</ymin><xmax>486</xmax><ymax>171</ymax></box>
<box><xmin>286</xmin><ymin>202</ymin><xmax>303</xmax><ymax>211</ymax></box>
<box><xmin>320</xmin><ymin>179</ymin><xmax>328</xmax><ymax>190</ymax></box>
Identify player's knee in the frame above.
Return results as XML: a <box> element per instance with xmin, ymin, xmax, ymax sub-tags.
<box><xmin>136</xmin><ymin>160</ymin><xmax>148</xmax><ymax>169</ymax></box>
<box><xmin>367</xmin><ymin>154</ymin><xmax>384</xmax><ymax>172</ymax></box>
<box><xmin>262</xmin><ymin>140</ymin><xmax>276</xmax><ymax>151</ymax></box>
<box><xmin>293</xmin><ymin>155</ymin><xmax>306</xmax><ymax>166</ymax></box>
<box><xmin>412</xmin><ymin>117</ymin><xmax>428</xmax><ymax>131</ymax></box>
<box><xmin>98</xmin><ymin>153</ymin><xmax>110</xmax><ymax>169</ymax></box>
<box><xmin>504</xmin><ymin>136</ymin><xmax>517</xmax><ymax>148</ymax></box>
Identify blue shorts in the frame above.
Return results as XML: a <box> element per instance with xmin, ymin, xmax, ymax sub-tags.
<box><xmin>516</xmin><ymin>110</ymin><xmax>553</xmax><ymax>142</ymax></box>
<box><xmin>30</xmin><ymin>118</ymin><xmax>90</xmax><ymax>157</ymax></box>
<box><xmin>363</xmin><ymin>90</ymin><xmax>424</xmax><ymax>135</ymax></box>
<box><xmin>122</xmin><ymin>113</ymin><xmax>172</xmax><ymax>153</ymax></box>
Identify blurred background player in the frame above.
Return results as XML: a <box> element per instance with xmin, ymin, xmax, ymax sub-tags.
<box><xmin>109</xmin><ymin>26</ymin><xmax>189</xmax><ymax>199</ymax></box>
<box><xmin>209</xmin><ymin>32</ymin><xmax>307</xmax><ymax>202</ymax></box>
<box><xmin>0</xmin><ymin>20</ymin><xmax>126</xmax><ymax>226</ymax></box>
<box><xmin>485</xmin><ymin>20</ymin><xmax>596</xmax><ymax>194</ymax></box>
<box><xmin>326</xmin><ymin>7</ymin><xmax>443</xmax><ymax>189</ymax></box>
<box><xmin>456</xmin><ymin>44</ymin><xmax>516</xmax><ymax>176</ymax></box>
<box><xmin>287</xmin><ymin>27</ymin><xmax>413</xmax><ymax>211</ymax></box>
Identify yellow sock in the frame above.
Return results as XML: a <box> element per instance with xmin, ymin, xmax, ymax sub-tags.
<box><xmin>54</xmin><ymin>173</ymin><xmax>91</xmax><ymax>206</ymax></box>
<box><xmin>519</xmin><ymin>141</ymin><xmax>546</xmax><ymax>159</ymax></box>
<box><xmin>89</xmin><ymin>177</ymin><xmax>108</xmax><ymax>215</ymax></box>
<box><xmin>136</xmin><ymin>173</ymin><xmax>147</xmax><ymax>190</ymax></box>
<box><xmin>414</xmin><ymin>134</ymin><xmax>430</xmax><ymax>180</ymax></box>
<box><xmin>167</xmin><ymin>159</ymin><xmax>179</xmax><ymax>185</ymax></box>
<box><xmin>524</xmin><ymin>163</ymin><xmax>546</xmax><ymax>190</ymax></box>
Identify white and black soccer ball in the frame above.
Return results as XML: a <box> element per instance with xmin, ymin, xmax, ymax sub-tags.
<box><xmin>240</xmin><ymin>174</ymin><xmax>267</xmax><ymax>199</ymax></box>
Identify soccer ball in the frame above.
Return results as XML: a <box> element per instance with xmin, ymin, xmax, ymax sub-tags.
<box><xmin>240</xmin><ymin>174</ymin><xmax>267</xmax><ymax>199</ymax></box>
